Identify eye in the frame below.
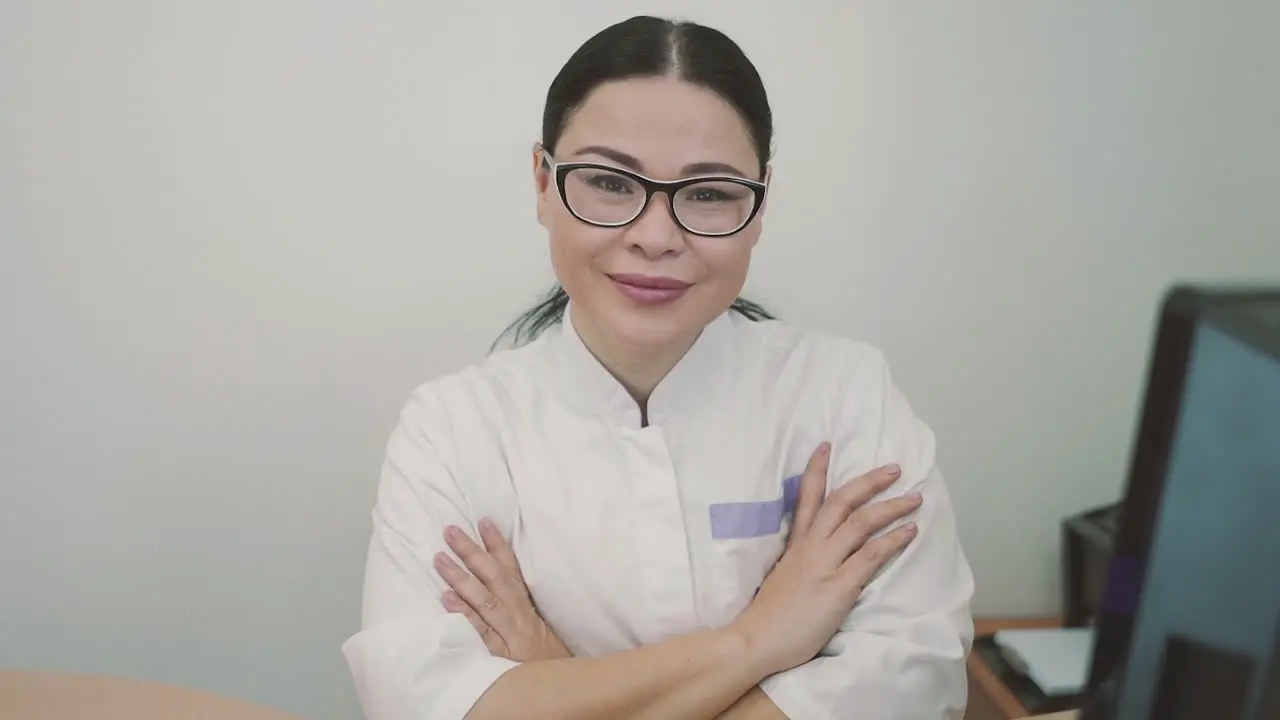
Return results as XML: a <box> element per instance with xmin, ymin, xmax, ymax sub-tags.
<box><xmin>584</xmin><ymin>172</ymin><xmax>635</xmax><ymax>194</ymax></box>
<box><xmin>685</xmin><ymin>184</ymin><xmax>746</xmax><ymax>203</ymax></box>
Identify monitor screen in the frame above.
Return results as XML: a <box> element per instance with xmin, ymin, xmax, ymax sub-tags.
<box><xmin>1085</xmin><ymin>287</ymin><xmax>1280</xmax><ymax>719</ymax></box>
<box><xmin>1113</xmin><ymin>321</ymin><xmax>1280</xmax><ymax>717</ymax></box>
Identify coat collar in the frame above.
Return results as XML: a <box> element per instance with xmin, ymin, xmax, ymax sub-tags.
<box><xmin>548</xmin><ymin>302</ymin><xmax>735</xmax><ymax>428</ymax></box>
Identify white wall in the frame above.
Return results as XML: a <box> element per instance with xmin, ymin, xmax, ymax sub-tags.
<box><xmin>2</xmin><ymin>2</ymin><xmax>1276</xmax><ymax>718</ymax></box>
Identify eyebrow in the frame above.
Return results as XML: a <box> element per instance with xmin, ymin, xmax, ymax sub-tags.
<box><xmin>569</xmin><ymin>145</ymin><xmax>750</xmax><ymax>179</ymax></box>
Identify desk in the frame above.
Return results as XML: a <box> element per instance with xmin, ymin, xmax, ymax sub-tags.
<box><xmin>966</xmin><ymin>616</ymin><xmax>1079</xmax><ymax>720</ymax></box>
<box><xmin>0</xmin><ymin>671</ymin><xmax>304</xmax><ymax>720</ymax></box>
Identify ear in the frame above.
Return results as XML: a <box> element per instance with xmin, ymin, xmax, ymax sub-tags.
<box><xmin>533</xmin><ymin>142</ymin><xmax>553</xmax><ymax>229</ymax></box>
<box><xmin>758</xmin><ymin>164</ymin><xmax>773</xmax><ymax>217</ymax></box>
<box><xmin>747</xmin><ymin>164</ymin><xmax>772</xmax><ymax>244</ymax></box>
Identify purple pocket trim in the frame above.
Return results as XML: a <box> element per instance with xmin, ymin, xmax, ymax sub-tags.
<box><xmin>709</xmin><ymin>474</ymin><xmax>802</xmax><ymax>540</ymax></box>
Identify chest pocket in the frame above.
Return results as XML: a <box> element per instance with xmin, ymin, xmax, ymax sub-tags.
<box><xmin>706</xmin><ymin>474</ymin><xmax>800</xmax><ymax>619</ymax></box>
<box><xmin>708</xmin><ymin>474</ymin><xmax>800</xmax><ymax>540</ymax></box>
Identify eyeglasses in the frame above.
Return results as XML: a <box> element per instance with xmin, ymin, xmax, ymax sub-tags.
<box><xmin>541</xmin><ymin>151</ymin><xmax>767</xmax><ymax>237</ymax></box>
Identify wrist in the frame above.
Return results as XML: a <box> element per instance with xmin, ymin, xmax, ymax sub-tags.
<box><xmin>725</xmin><ymin>617</ymin><xmax>783</xmax><ymax>679</ymax></box>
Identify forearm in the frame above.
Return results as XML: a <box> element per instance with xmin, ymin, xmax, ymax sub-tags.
<box><xmin>716</xmin><ymin>687</ymin><xmax>788</xmax><ymax>719</ymax></box>
<box><xmin>758</xmin><ymin>623</ymin><xmax>971</xmax><ymax>719</ymax></box>
<box><xmin>467</xmin><ymin>625</ymin><xmax>772</xmax><ymax>720</ymax></box>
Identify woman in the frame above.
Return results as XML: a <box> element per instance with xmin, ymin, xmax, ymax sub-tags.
<box><xmin>343</xmin><ymin>15</ymin><xmax>974</xmax><ymax>720</ymax></box>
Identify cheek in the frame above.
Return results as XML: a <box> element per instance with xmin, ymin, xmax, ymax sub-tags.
<box><xmin>547</xmin><ymin>217</ymin><xmax>614</xmax><ymax>289</ymax></box>
<box><xmin>696</xmin><ymin>238</ymin><xmax>754</xmax><ymax>295</ymax></box>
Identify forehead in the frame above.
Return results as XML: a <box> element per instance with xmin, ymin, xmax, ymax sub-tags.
<box><xmin>556</xmin><ymin>76</ymin><xmax>760</xmax><ymax>179</ymax></box>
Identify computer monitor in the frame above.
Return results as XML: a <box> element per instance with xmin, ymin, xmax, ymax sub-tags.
<box><xmin>1082</xmin><ymin>285</ymin><xmax>1280</xmax><ymax>719</ymax></box>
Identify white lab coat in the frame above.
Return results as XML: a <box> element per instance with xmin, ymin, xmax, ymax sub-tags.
<box><xmin>343</xmin><ymin>306</ymin><xmax>975</xmax><ymax>720</ymax></box>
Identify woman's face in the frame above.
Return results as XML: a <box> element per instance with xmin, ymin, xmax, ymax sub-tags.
<box><xmin>534</xmin><ymin>76</ymin><xmax>767</xmax><ymax>352</ymax></box>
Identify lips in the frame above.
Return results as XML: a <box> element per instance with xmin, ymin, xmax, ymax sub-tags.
<box><xmin>608</xmin><ymin>274</ymin><xmax>693</xmax><ymax>305</ymax></box>
<box><xmin>608</xmin><ymin>274</ymin><xmax>693</xmax><ymax>290</ymax></box>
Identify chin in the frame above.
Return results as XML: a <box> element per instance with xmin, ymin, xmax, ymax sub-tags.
<box><xmin>606</xmin><ymin>300</ymin><xmax>708</xmax><ymax>350</ymax></box>
<box><xmin>567</xmin><ymin>275</ymin><xmax>724</xmax><ymax>349</ymax></box>
<box><xmin>613</xmin><ymin>321</ymin><xmax>688</xmax><ymax>350</ymax></box>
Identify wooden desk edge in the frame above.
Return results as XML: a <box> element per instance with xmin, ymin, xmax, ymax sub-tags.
<box><xmin>0</xmin><ymin>671</ymin><xmax>305</xmax><ymax>719</ymax></box>
<box><xmin>974</xmin><ymin>615</ymin><xmax>1064</xmax><ymax>636</ymax></box>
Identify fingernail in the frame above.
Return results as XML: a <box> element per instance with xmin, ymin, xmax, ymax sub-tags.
<box><xmin>434</xmin><ymin>552</ymin><xmax>450</xmax><ymax>568</ymax></box>
<box><xmin>444</xmin><ymin>526</ymin><xmax>460</xmax><ymax>541</ymax></box>
<box><xmin>886</xmin><ymin>464</ymin><xmax>901</xmax><ymax>477</ymax></box>
<box><xmin>479</xmin><ymin>518</ymin><xmax>495</xmax><ymax>533</ymax></box>
<box><xmin>908</xmin><ymin>491</ymin><xmax>923</xmax><ymax>504</ymax></box>
<box><xmin>819</xmin><ymin>442</ymin><xmax>831</xmax><ymax>458</ymax></box>
<box><xmin>905</xmin><ymin>522</ymin><xmax>918</xmax><ymax>534</ymax></box>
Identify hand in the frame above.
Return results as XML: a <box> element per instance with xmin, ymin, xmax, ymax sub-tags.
<box><xmin>434</xmin><ymin>518</ymin><xmax>573</xmax><ymax>662</ymax></box>
<box><xmin>732</xmin><ymin>443</ymin><xmax>922</xmax><ymax>673</ymax></box>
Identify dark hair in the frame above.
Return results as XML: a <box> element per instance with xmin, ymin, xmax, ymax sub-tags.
<box><xmin>496</xmin><ymin>15</ymin><xmax>776</xmax><ymax>349</ymax></box>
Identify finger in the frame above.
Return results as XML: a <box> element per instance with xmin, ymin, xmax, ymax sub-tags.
<box><xmin>812</xmin><ymin>463</ymin><xmax>902</xmax><ymax>537</ymax></box>
<box><xmin>832</xmin><ymin>492</ymin><xmax>923</xmax><ymax>554</ymax></box>
<box><xmin>789</xmin><ymin>443</ymin><xmax>830</xmax><ymax>543</ymax></box>
<box><xmin>442</xmin><ymin>589</ymin><xmax>507</xmax><ymax>657</ymax></box>
<box><xmin>462</xmin><ymin>522</ymin><xmax>527</xmax><ymax>604</ymax></box>
<box><xmin>433</xmin><ymin>551</ymin><xmax>509</xmax><ymax>634</ymax></box>
<box><xmin>478</xmin><ymin>518</ymin><xmax>525</xmax><ymax>584</ymax></box>
<box><xmin>445</xmin><ymin>525</ymin><xmax>510</xmax><ymax>596</ymax></box>
<box><xmin>840</xmin><ymin>521</ymin><xmax>918</xmax><ymax>595</ymax></box>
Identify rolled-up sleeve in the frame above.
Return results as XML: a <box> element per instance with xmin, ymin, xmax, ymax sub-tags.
<box><xmin>342</xmin><ymin>393</ymin><xmax>518</xmax><ymax>720</ymax></box>
<box><xmin>761</xmin><ymin>347</ymin><xmax>975</xmax><ymax>720</ymax></box>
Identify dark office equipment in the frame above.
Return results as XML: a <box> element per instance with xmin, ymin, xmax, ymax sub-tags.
<box><xmin>1081</xmin><ymin>285</ymin><xmax>1280</xmax><ymax>720</ymax></box>
<box><xmin>1062</xmin><ymin>502</ymin><xmax>1121</xmax><ymax>628</ymax></box>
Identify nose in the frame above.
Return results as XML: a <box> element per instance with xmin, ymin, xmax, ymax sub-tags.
<box><xmin>624</xmin><ymin>194</ymin><xmax>685</xmax><ymax>259</ymax></box>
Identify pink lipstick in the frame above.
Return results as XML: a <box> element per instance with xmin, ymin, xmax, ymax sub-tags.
<box><xmin>608</xmin><ymin>274</ymin><xmax>692</xmax><ymax>305</ymax></box>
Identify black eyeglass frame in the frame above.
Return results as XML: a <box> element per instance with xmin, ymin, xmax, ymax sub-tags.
<box><xmin>540</xmin><ymin>151</ymin><xmax>768</xmax><ymax>238</ymax></box>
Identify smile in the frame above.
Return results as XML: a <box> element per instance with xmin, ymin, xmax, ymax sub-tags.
<box><xmin>607</xmin><ymin>274</ymin><xmax>693</xmax><ymax>305</ymax></box>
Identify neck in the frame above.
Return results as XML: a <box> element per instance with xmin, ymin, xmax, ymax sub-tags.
<box><xmin>570</xmin><ymin>309</ymin><xmax>700</xmax><ymax>410</ymax></box>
